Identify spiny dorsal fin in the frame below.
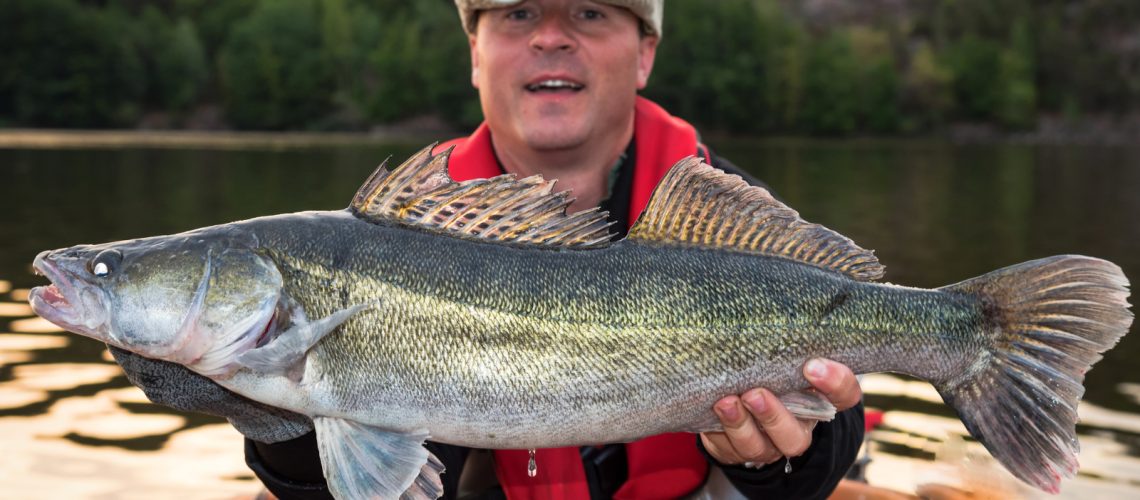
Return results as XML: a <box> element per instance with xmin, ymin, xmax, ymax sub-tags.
<box><xmin>349</xmin><ymin>144</ymin><xmax>614</xmax><ymax>248</ymax></box>
<box><xmin>628</xmin><ymin>157</ymin><xmax>885</xmax><ymax>281</ymax></box>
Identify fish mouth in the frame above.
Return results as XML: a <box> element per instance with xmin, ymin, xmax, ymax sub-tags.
<box><xmin>29</xmin><ymin>252</ymin><xmax>107</xmax><ymax>338</ymax></box>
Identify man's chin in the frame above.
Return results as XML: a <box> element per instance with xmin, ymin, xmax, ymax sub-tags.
<box><xmin>520</xmin><ymin>125</ymin><xmax>591</xmax><ymax>152</ymax></box>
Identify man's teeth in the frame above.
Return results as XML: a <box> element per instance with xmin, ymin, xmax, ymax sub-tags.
<box><xmin>527</xmin><ymin>80</ymin><xmax>584</xmax><ymax>91</ymax></box>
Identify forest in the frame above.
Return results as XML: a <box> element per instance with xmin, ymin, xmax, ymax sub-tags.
<box><xmin>2</xmin><ymin>0</ymin><xmax>1138</xmax><ymax>135</ymax></box>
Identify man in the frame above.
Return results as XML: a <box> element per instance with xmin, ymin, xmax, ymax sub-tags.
<box><xmin>113</xmin><ymin>1</ymin><xmax>865</xmax><ymax>498</ymax></box>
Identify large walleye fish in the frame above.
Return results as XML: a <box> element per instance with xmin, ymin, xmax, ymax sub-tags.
<box><xmin>29</xmin><ymin>145</ymin><xmax>1131</xmax><ymax>498</ymax></box>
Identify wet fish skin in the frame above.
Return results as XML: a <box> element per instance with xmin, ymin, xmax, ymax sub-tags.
<box><xmin>28</xmin><ymin>151</ymin><xmax>1131</xmax><ymax>498</ymax></box>
<box><xmin>31</xmin><ymin>209</ymin><xmax>982</xmax><ymax>442</ymax></box>
<box><xmin>234</xmin><ymin>210</ymin><xmax>980</xmax><ymax>447</ymax></box>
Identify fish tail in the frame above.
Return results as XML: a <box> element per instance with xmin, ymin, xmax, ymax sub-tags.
<box><xmin>934</xmin><ymin>255</ymin><xmax>1131</xmax><ymax>493</ymax></box>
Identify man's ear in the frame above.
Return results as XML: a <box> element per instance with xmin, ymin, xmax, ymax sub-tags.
<box><xmin>636</xmin><ymin>35</ymin><xmax>659</xmax><ymax>90</ymax></box>
<box><xmin>469</xmin><ymin>35</ymin><xmax>480</xmax><ymax>89</ymax></box>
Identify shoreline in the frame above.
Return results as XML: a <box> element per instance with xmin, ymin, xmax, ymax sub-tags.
<box><xmin>1</xmin><ymin>117</ymin><xmax>1138</xmax><ymax>151</ymax></box>
<box><xmin>0</xmin><ymin>129</ymin><xmax>445</xmax><ymax>150</ymax></box>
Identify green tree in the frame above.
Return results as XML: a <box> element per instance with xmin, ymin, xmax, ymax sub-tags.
<box><xmin>645</xmin><ymin>0</ymin><xmax>810</xmax><ymax>132</ymax></box>
<box><xmin>0</xmin><ymin>0</ymin><xmax>144</xmax><ymax>127</ymax></box>
<box><xmin>218</xmin><ymin>0</ymin><xmax>337</xmax><ymax>129</ymax></box>
<box><xmin>756</xmin><ymin>0</ymin><xmax>809</xmax><ymax>131</ymax></box>
<box><xmin>849</xmin><ymin>27</ymin><xmax>901</xmax><ymax>133</ymax></box>
<box><xmin>172</xmin><ymin>0</ymin><xmax>259</xmax><ymax>59</ymax></box>
<box><xmin>771</xmin><ymin>27</ymin><xmax>809</xmax><ymax>131</ymax></box>
<box><xmin>322</xmin><ymin>0</ymin><xmax>353</xmax><ymax>103</ymax></box>
<box><xmin>155</xmin><ymin>18</ymin><xmax>209</xmax><ymax>113</ymax></box>
<box><xmin>125</xmin><ymin>6</ymin><xmax>208</xmax><ymax>116</ymax></box>
<box><xmin>801</xmin><ymin>31</ymin><xmax>860</xmax><ymax>135</ymax></box>
<box><xmin>996</xmin><ymin>19</ymin><xmax>1036</xmax><ymax>129</ymax></box>
<box><xmin>944</xmin><ymin>34</ymin><xmax>1003</xmax><ymax>121</ymax></box>
<box><xmin>903</xmin><ymin>42</ymin><xmax>955</xmax><ymax>129</ymax></box>
<box><xmin>361</xmin><ymin>1</ymin><xmax>475</xmax><ymax>128</ymax></box>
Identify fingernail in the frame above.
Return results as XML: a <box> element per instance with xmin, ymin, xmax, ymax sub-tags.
<box><xmin>806</xmin><ymin>359</ymin><xmax>827</xmax><ymax>379</ymax></box>
<box><xmin>717</xmin><ymin>401</ymin><xmax>740</xmax><ymax>421</ymax></box>
<box><xmin>743</xmin><ymin>392</ymin><xmax>767</xmax><ymax>413</ymax></box>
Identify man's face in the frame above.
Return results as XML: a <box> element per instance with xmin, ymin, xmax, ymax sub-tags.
<box><xmin>470</xmin><ymin>0</ymin><xmax>658</xmax><ymax>152</ymax></box>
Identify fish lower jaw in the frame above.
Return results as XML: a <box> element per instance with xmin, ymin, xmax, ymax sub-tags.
<box><xmin>28</xmin><ymin>286</ymin><xmax>103</xmax><ymax>337</ymax></box>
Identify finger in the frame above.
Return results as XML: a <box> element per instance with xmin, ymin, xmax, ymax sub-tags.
<box><xmin>713</xmin><ymin>396</ymin><xmax>780</xmax><ymax>464</ymax></box>
<box><xmin>742</xmin><ymin>388</ymin><xmax>813</xmax><ymax>458</ymax></box>
<box><xmin>804</xmin><ymin>358</ymin><xmax>863</xmax><ymax>411</ymax></box>
<box><xmin>700</xmin><ymin>432</ymin><xmax>743</xmax><ymax>464</ymax></box>
<box><xmin>800</xmin><ymin>418</ymin><xmax>818</xmax><ymax>436</ymax></box>
<box><xmin>702</xmin><ymin>396</ymin><xmax>745</xmax><ymax>463</ymax></box>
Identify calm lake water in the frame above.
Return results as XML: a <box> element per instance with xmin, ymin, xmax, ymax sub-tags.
<box><xmin>1</xmin><ymin>138</ymin><xmax>1138</xmax><ymax>498</ymax></box>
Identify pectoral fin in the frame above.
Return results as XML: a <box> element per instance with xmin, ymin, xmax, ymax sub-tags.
<box><xmin>236</xmin><ymin>303</ymin><xmax>373</xmax><ymax>374</ymax></box>
<box><xmin>314</xmin><ymin>417</ymin><xmax>444</xmax><ymax>499</ymax></box>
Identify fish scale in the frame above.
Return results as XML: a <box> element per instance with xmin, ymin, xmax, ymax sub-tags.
<box><xmin>244</xmin><ymin>212</ymin><xmax>972</xmax><ymax>447</ymax></box>
<box><xmin>27</xmin><ymin>147</ymin><xmax>1131</xmax><ymax>498</ymax></box>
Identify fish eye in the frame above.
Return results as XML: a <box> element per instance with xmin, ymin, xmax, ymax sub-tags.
<box><xmin>89</xmin><ymin>249</ymin><xmax>122</xmax><ymax>278</ymax></box>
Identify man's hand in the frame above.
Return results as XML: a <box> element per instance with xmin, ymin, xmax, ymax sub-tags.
<box><xmin>700</xmin><ymin>358</ymin><xmax>862</xmax><ymax>467</ymax></box>
<box><xmin>109</xmin><ymin>346</ymin><xmax>313</xmax><ymax>444</ymax></box>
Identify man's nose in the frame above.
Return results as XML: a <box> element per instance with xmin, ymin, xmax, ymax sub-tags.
<box><xmin>529</xmin><ymin>15</ymin><xmax>577</xmax><ymax>52</ymax></box>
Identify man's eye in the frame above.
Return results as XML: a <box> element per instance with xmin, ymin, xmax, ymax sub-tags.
<box><xmin>505</xmin><ymin>8</ymin><xmax>533</xmax><ymax>21</ymax></box>
<box><xmin>580</xmin><ymin>9</ymin><xmax>604</xmax><ymax>20</ymax></box>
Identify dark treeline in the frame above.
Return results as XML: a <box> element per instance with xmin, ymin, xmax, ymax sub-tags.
<box><xmin>2</xmin><ymin>0</ymin><xmax>1138</xmax><ymax>134</ymax></box>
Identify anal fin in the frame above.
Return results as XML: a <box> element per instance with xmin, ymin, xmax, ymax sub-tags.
<box><xmin>778</xmin><ymin>390</ymin><xmax>837</xmax><ymax>421</ymax></box>
<box><xmin>688</xmin><ymin>390</ymin><xmax>838</xmax><ymax>433</ymax></box>
<box><xmin>402</xmin><ymin>453</ymin><xmax>445</xmax><ymax>500</ymax></box>
<box><xmin>315</xmin><ymin>417</ymin><xmax>444</xmax><ymax>499</ymax></box>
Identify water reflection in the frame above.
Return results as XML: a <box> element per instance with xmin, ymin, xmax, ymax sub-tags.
<box><xmin>0</xmin><ymin>418</ymin><xmax>253</xmax><ymax>498</ymax></box>
<box><xmin>863</xmin><ymin>376</ymin><xmax>1140</xmax><ymax>499</ymax></box>
<box><xmin>1</xmin><ymin>141</ymin><xmax>1138</xmax><ymax>497</ymax></box>
<box><xmin>0</xmin><ymin>333</ymin><xmax>68</xmax><ymax>351</ymax></box>
<box><xmin>10</xmin><ymin>316</ymin><xmax>70</xmax><ymax>333</ymax></box>
<box><xmin>0</xmin><ymin>302</ymin><xmax>34</xmax><ymax>316</ymax></box>
<box><xmin>0</xmin><ymin>280</ymin><xmax>257</xmax><ymax>497</ymax></box>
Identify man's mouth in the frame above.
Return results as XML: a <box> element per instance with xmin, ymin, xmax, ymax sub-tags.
<box><xmin>525</xmin><ymin>79</ymin><xmax>585</xmax><ymax>92</ymax></box>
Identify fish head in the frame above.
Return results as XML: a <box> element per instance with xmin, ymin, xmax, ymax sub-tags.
<box><xmin>29</xmin><ymin>228</ymin><xmax>282</xmax><ymax>377</ymax></box>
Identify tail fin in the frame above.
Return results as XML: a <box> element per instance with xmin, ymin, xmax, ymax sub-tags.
<box><xmin>935</xmin><ymin>255</ymin><xmax>1131</xmax><ymax>493</ymax></box>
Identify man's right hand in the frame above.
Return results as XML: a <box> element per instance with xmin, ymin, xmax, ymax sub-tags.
<box><xmin>109</xmin><ymin>346</ymin><xmax>313</xmax><ymax>444</ymax></box>
<box><xmin>700</xmin><ymin>358</ymin><xmax>862</xmax><ymax>467</ymax></box>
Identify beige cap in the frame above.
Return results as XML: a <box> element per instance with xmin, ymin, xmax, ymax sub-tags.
<box><xmin>455</xmin><ymin>0</ymin><xmax>662</xmax><ymax>37</ymax></box>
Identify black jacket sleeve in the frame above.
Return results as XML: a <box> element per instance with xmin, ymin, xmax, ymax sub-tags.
<box><xmin>697</xmin><ymin>403</ymin><xmax>865</xmax><ymax>499</ymax></box>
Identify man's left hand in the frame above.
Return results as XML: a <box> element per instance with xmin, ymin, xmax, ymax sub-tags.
<box><xmin>700</xmin><ymin>358</ymin><xmax>862</xmax><ymax>467</ymax></box>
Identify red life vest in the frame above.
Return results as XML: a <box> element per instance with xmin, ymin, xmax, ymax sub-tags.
<box><xmin>436</xmin><ymin>97</ymin><xmax>710</xmax><ymax>499</ymax></box>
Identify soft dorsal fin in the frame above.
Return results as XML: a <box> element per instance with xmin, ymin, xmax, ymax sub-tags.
<box><xmin>349</xmin><ymin>144</ymin><xmax>614</xmax><ymax>248</ymax></box>
<box><xmin>628</xmin><ymin>157</ymin><xmax>885</xmax><ymax>281</ymax></box>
